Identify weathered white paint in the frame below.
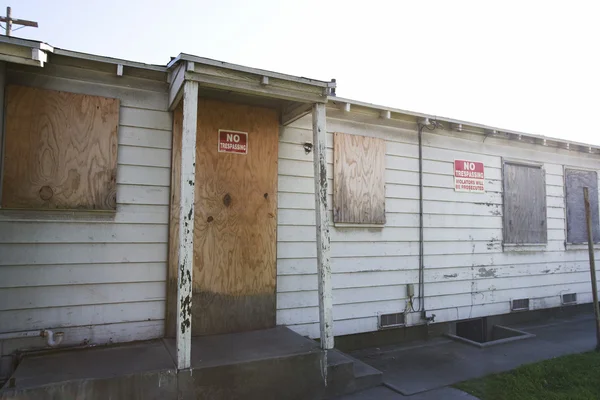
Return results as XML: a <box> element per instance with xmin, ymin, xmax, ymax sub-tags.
<box><xmin>312</xmin><ymin>103</ymin><xmax>334</xmax><ymax>350</ymax></box>
<box><xmin>176</xmin><ymin>80</ymin><xmax>198</xmax><ymax>370</ymax></box>
<box><xmin>0</xmin><ymin>60</ymin><xmax>170</xmax><ymax>356</ymax></box>
<box><xmin>277</xmin><ymin>111</ymin><xmax>600</xmax><ymax>339</ymax></box>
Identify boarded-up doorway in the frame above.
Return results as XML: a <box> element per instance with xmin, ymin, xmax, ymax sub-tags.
<box><xmin>168</xmin><ymin>98</ymin><xmax>278</xmax><ymax>336</ymax></box>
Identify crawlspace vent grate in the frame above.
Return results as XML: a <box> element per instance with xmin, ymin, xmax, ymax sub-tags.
<box><xmin>379</xmin><ymin>312</ymin><xmax>405</xmax><ymax>329</ymax></box>
<box><xmin>562</xmin><ymin>293</ymin><xmax>577</xmax><ymax>305</ymax></box>
<box><xmin>511</xmin><ymin>298</ymin><xmax>530</xmax><ymax>311</ymax></box>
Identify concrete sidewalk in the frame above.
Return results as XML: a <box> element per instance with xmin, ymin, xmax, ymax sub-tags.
<box><xmin>336</xmin><ymin>313</ymin><xmax>597</xmax><ymax>399</ymax></box>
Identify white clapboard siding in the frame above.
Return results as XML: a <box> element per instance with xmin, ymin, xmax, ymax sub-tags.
<box><xmin>278</xmin><ymin>115</ymin><xmax>600</xmax><ymax>339</ymax></box>
<box><xmin>0</xmin><ymin>62</ymin><xmax>171</xmax><ymax>352</ymax></box>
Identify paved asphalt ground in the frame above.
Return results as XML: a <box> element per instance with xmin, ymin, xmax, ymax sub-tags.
<box><xmin>337</xmin><ymin>314</ymin><xmax>597</xmax><ymax>399</ymax></box>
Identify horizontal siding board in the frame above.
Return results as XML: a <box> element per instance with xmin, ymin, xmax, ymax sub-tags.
<box><xmin>2</xmin><ymin>321</ymin><xmax>164</xmax><ymax>355</ymax></box>
<box><xmin>120</xmin><ymin>107</ymin><xmax>172</xmax><ymax>131</ymax></box>
<box><xmin>118</xmin><ymin>126</ymin><xmax>172</xmax><ymax>149</ymax></box>
<box><xmin>118</xmin><ymin>145</ymin><xmax>171</xmax><ymax>168</ymax></box>
<box><xmin>117</xmin><ymin>165</ymin><xmax>170</xmax><ymax>186</ymax></box>
<box><xmin>423</xmin><ymin>201</ymin><xmax>502</xmax><ymax>216</ymax></box>
<box><xmin>279</xmin><ymin>159</ymin><xmax>333</xmax><ymax>179</ymax></box>
<box><xmin>278</xmin><ymin>285</ymin><xmax>406</xmax><ymax>309</ymax></box>
<box><xmin>423</xmin><ymin>187</ymin><xmax>502</xmax><ymax>204</ymax></box>
<box><xmin>0</xmin><ymin>243</ymin><xmax>167</xmax><ymax>265</ymax></box>
<box><xmin>278</xmin><ymin>300</ymin><xmax>406</xmax><ymax>325</ymax></box>
<box><xmin>0</xmin><ymin>282</ymin><xmax>166</xmax><ymax>311</ymax></box>
<box><xmin>425</xmin><ymin>250</ymin><xmax>597</xmax><ymax>269</ymax></box>
<box><xmin>0</xmin><ymin>263</ymin><xmax>166</xmax><ymax>288</ymax></box>
<box><xmin>425</xmin><ymin>261</ymin><xmax>591</xmax><ymax>283</ymax></box>
<box><xmin>424</xmin><ymin>214</ymin><xmax>502</xmax><ymax>228</ymax></box>
<box><xmin>278</xmin><ymin>242</ymin><xmax>419</xmax><ymax>259</ymax></box>
<box><xmin>0</xmin><ymin>222</ymin><xmax>167</xmax><ymax>244</ymax></box>
<box><xmin>278</xmin><ymin>255</ymin><xmax>419</xmax><ymax>275</ymax></box>
<box><xmin>0</xmin><ymin>301</ymin><xmax>165</xmax><ymax>332</ymax></box>
<box><xmin>118</xmin><ymin>185</ymin><xmax>170</xmax><ymax>205</ymax></box>
<box><xmin>278</xmin><ymin>226</ymin><xmax>419</xmax><ymax>242</ymax></box>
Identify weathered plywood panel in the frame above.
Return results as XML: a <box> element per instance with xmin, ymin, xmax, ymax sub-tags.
<box><xmin>167</xmin><ymin>100</ymin><xmax>279</xmax><ymax>337</ymax></box>
<box><xmin>503</xmin><ymin>162</ymin><xmax>547</xmax><ymax>244</ymax></box>
<box><xmin>2</xmin><ymin>85</ymin><xmax>119</xmax><ymax>210</ymax></box>
<box><xmin>333</xmin><ymin>132</ymin><xmax>386</xmax><ymax>224</ymax></box>
<box><xmin>565</xmin><ymin>169</ymin><xmax>600</xmax><ymax>244</ymax></box>
<box><xmin>192</xmin><ymin>99</ymin><xmax>278</xmax><ymax>335</ymax></box>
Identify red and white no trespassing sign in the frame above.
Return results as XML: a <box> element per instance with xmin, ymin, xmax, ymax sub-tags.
<box><xmin>218</xmin><ymin>130</ymin><xmax>248</xmax><ymax>154</ymax></box>
<box><xmin>454</xmin><ymin>160</ymin><xmax>485</xmax><ymax>193</ymax></box>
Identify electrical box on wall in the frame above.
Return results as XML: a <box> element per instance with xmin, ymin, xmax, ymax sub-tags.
<box><xmin>407</xmin><ymin>284</ymin><xmax>415</xmax><ymax>298</ymax></box>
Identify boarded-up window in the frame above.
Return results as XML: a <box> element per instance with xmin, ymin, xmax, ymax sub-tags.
<box><xmin>333</xmin><ymin>132</ymin><xmax>385</xmax><ymax>224</ymax></box>
<box><xmin>1</xmin><ymin>85</ymin><xmax>119</xmax><ymax>210</ymax></box>
<box><xmin>565</xmin><ymin>169</ymin><xmax>599</xmax><ymax>244</ymax></box>
<box><xmin>503</xmin><ymin>162</ymin><xmax>547</xmax><ymax>244</ymax></box>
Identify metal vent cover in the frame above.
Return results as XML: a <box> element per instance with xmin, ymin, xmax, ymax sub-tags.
<box><xmin>562</xmin><ymin>293</ymin><xmax>577</xmax><ymax>305</ymax></box>
<box><xmin>379</xmin><ymin>312</ymin><xmax>405</xmax><ymax>329</ymax></box>
<box><xmin>511</xmin><ymin>298</ymin><xmax>530</xmax><ymax>311</ymax></box>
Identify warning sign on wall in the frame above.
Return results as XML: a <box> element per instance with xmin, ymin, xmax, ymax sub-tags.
<box><xmin>218</xmin><ymin>130</ymin><xmax>248</xmax><ymax>154</ymax></box>
<box><xmin>454</xmin><ymin>160</ymin><xmax>485</xmax><ymax>193</ymax></box>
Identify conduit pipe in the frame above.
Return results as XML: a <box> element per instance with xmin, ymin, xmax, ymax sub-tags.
<box><xmin>416</xmin><ymin>118</ymin><xmax>440</xmax><ymax>322</ymax></box>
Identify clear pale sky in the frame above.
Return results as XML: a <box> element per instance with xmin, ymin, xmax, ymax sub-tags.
<box><xmin>6</xmin><ymin>1</ymin><xmax>600</xmax><ymax>144</ymax></box>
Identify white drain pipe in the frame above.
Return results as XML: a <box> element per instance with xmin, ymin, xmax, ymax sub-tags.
<box><xmin>0</xmin><ymin>329</ymin><xmax>64</xmax><ymax>347</ymax></box>
<box><xmin>41</xmin><ymin>330</ymin><xmax>64</xmax><ymax>347</ymax></box>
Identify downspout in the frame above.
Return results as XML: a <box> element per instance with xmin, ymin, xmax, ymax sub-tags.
<box><xmin>417</xmin><ymin>118</ymin><xmax>439</xmax><ymax>323</ymax></box>
<box><xmin>417</xmin><ymin>123</ymin><xmax>425</xmax><ymax>316</ymax></box>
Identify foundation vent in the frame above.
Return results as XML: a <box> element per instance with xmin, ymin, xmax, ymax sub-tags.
<box><xmin>562</xmin><ymin>293</ymin><xmax>577</xmax><ymax>305</ymax></box>
<box><xmin>511</xmin><ymin>298</ymin><xmax>530</xmax><ymax>311</ymax></box>
<box><xmin>379</xmin><ymin>312</ymin><xmax>405</xmax><ymax>329</ymax></box>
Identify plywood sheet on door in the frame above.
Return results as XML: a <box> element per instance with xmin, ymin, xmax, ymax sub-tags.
<box><xmin>194</xmin><ymin>99</ymin><xmax>278</xmax><ymax>335</ymax></box>
<box><xmin>166</xmin><ymin>98</ymin><xmax>278</xmax><ymax>336</ymax></box>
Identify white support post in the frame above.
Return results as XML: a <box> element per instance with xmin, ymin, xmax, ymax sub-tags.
<box><xmin>176</xmin><ymin>80</ymin><xmax>199</xmax><ymax>370</ymax></box>
<box><xmin>312</xmin><ymin>102</ymin><xmax>334</xmax><ymax>350</ymax></box>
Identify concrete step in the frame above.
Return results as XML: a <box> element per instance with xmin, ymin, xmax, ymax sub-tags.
<box><xmin>324</xmin><ymin>350</ymin><xmax>383</xmax><ymax>398</ymax></box>
<box><xmin>351</xmin><ymin>356</ymin><xmax>384</xmax><ymax>392</ymax></box>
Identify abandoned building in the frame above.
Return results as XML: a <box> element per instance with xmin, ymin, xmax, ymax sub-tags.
<box><xmin>0</xmin><ymin>34</ymin><xmax>599</xmax><ymax>398</ymax></box>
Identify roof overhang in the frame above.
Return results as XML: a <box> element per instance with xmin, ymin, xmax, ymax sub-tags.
<box><xmin>167</xmin><ymin>53</ymin><xmax>335</xmax><ymax>111</ymax></box>
<box><xmin>329</xmin><ymin>97</ymin><xmax>600</xmax><ymax>155</ymax></box>
<box><xmin>0</xmin><ymin>36</ymin><xmax>53</xmax><ymax>67</ymax></box>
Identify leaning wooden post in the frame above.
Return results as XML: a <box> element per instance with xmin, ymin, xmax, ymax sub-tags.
<box><xmin>312</xmin><ymin>102</ymin><xmax>334</xmax><ymax>350</ymax></box>
<box><xmin>583</xmin><ymin>186</ymin><xmax>600</xmax><ymax>351</ymax></box>
<box><xmin>176</xmin><ymin>80</ymin><xmax>199</xmax><ymax>369</ymax></box>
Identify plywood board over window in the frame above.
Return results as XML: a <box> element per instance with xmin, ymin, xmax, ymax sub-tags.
<box><xmin>503</xmin><ymin>162</ymin><xmax>547</xmax><ymax>244</ymax></box>
<box><xmin>333</xmin><ymin>132</ymin><xmax>385</xmax><ymax>225</ymax></box>
<box><xmin>2</xmin><ymin>85</ymin><xmax>119</xmax><ymax>210</ymax></box>
<box><xmin>565</xmin><ymin>169</ymin><xmax>600</xmax><ymax>244</ymax></box>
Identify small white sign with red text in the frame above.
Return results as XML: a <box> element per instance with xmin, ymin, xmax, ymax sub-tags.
<box><xmin>454</xmin><ymin>160</ymin><xmax>485</xmax><ymax>193</ymax></box>
<box><xmin>218</xmin><ymin>130</ymin><xmax>248</xmax><ymax>154</ymax></box>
